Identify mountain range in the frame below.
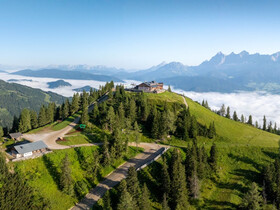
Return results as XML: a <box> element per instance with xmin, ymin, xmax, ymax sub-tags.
<box><xmin>122</xmin><ymin>51</ymin><xmax>280</xmax><ymax>93</ymax></box>
<box><xmin>6</xmin><ymin>51</ymin><xmax>280</xmax><ymax>93</ymax></box>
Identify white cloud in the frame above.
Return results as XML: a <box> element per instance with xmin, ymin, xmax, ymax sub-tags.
<box><xmin>174</xmin><ymin>89</ymin><xmax>280</xmax><ymax>126</ymax></box>
<box><xmin>1</xmin><ymin>72</ymin><xmax>279</xmax><ymax>126</ymax></box>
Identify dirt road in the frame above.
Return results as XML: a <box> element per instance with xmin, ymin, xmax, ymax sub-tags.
<box><xmin>23</xmin><ymin>117</ymin><xmax>80</xmax><ymax>150</ymax></box>
<box><xmin>72</xmin><ymin>143</ymin><xmax>169</xmax><ymax>210</ymax></box>
<box><xmin>23</xmin><ymin>96</ymin><xmax>106</xmax><ymax>150</ymax></box>
<box><xmin>182</xmin><ymin>95</ymin><xmax>189</xmax><ymax>108</ymax></box>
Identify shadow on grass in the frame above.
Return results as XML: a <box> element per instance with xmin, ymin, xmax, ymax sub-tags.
<box><xmin>230</xmin><ymin>169</ymin><xmax>262</xmax><ymax>185</ymax></box>
<box><xmin>210</xmin><ymin>177</ymin><xmax>247</xmax><ymax>197</ymax></box>
<box><xmin>228</xmin><ymin>153</ymin><xmax>263</xmax><ymax>171</ymax></box>
<box><xmin>203</xmin><ymin>199</ymin><xmax>239</xmax><ymax>210</ymax></box>
<box><xmin>262</xmin><ymin>150</ymin><xmax>279</xmax><ymax>160</ymax></box>
<box><xmin>42</xmin><ymin>155</ymin><xmax>61</xmax><ymax>189</ymax></box>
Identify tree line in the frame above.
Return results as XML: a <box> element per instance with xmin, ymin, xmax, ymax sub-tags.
<box><xmin>201</xmin><ymin>100</ymin><xmax>280</xmax><ymax>136</ymax></box>
<box><xmin>90</xmin><ymin>85</ymin><xmax>217</xmax><ymax>143</ymax></box>
<box><xmin>97</xmin><ymin>142</ymin><xmax>218</xmax><ymax>210</ymax></box>
<box><xmin>0</xmin><ymin>152</ymin><xmax>49</xmax><ymax>209</ymax></box>
<box><xmin>1</xmin><ymin>81</ymin><xmax>114</xmax><ymax>135</ymax></box>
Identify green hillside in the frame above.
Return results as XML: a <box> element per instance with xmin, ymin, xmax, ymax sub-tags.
<box><xmin>146</xmin><ymin>92</ymin><xmax>279</xmax><ymax>209</ymax></box>
<box><xmin>0</xmin><ymin>80</ymin><xmax>65</xmax><ymax>128</ymax></box>
<box><xmin>94</xmin><ymin>91</ymin><xmax>279</xmax><ymax>209</ymax></box>
<box><xmin>184</xmin><ymin>96</ymin><xmax>279</xmax><ymax>147</ymax></box>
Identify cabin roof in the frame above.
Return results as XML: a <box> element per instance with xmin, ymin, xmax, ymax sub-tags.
<box><xmin>14</xmin><ymin>141</ymin><xmax>48</xmax><ymax>154</ymax></box>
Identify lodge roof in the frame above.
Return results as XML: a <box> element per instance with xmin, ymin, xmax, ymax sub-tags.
<box><xmin>14</xmin><ymin>141</ymin><xmax>48</xmax><ymax>154</ymax></box>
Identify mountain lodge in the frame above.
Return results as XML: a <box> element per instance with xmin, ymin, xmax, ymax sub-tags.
<box><xmin>135</xmin><ymin>81</ymin><xmax>164</xmax><ymax>93</ymax></box>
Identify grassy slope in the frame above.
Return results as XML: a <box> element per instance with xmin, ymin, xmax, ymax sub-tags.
<box><xmin>185</xmin><ymin>97</ymin><xmax>279</xmax><ymax>148</ymax></box>
<box><xmin>144</xmin><ymin>92</ymin><xmax>279</xmax><ymax>209</ymax></box>
<box><xmin>14</xmin><ymin>146</ymin><xmax>141</xmax><ymax>210</ymax></box>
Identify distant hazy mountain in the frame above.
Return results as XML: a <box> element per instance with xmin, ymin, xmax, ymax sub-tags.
<box><xmin>8</xmin><ymin>79</ymin><xmax>33</xmax><ymax>82</ymax></box>
<box><xmin>73</xmin><ymin>86</ymin><xmax>97</xmax><ymax>92</ymax></box>
<box><xmin>47</xmin><ymin>80</ymin><xmax>72</xmax><ymax>89</ymax></box>
<box><xmin>12</xmin><ymin>69</ymin><xmax>123</xmax><ymax>82</ymax></box>
<box><xmin>123</xmin><ymin>62</ymin><xmax>194</xmax><ymax>81</ymax></box>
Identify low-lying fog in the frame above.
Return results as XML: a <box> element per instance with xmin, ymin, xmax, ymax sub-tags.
<box><xmin>1</xmin><ymin>72</ymin><xmax>279</xmax><ymax>126</ymax></box>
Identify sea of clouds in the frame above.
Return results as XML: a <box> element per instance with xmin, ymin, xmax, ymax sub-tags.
<box><xmin>1</xmin><ymin>72</ymin><xmax>279</xmax><ymax>126</ymax></box>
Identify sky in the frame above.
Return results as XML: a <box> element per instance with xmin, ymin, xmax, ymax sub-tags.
<box><xmin>1</xmin><ymin>0</ymin><xmax>280</xmax><ymax>69</ymax></box>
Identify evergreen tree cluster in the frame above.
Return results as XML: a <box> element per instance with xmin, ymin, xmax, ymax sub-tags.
<box><xmin>101</xmin><ymin>144</ymin><xmax>218</xmax><ymax>210</ymax></box>
<box><xmin>0</xmin><ymin>152</ymin><xmax>49</xmax><ymax>209</ymax></box>
<box><xmin>7</xmin><ymin>81</ymin><xmax>115</xmax><ymax>134</ymax></box>
<box><xmin>91</xmin><ymin>85</ymin><xmax>216</xmax><ymax>142</ymax></box>
<box><xmin>216</xmin><ymin>104</ymin><xmax>280</xmax><ymax>136</ymax></box>
<box><xmin>262</xmin><ymin>157</ymin><xmax>280</xmax><ymax>208</ymax></box>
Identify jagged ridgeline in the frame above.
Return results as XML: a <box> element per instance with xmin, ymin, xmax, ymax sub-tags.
<box><xmin>0</xmin><ymin>80</ymin><xmax>65</xmax><ymax>128</ymax></box>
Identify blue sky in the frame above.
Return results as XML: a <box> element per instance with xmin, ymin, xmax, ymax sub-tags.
<box><xmin>0</xmin><ymin>0</ymin><xmax>280</xmax><ymax>69</ymax></box>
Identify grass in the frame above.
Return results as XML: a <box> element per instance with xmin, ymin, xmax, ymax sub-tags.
<box><xmin>52</xmin><ymin>111</ymin><xmax>81</xmax><ymax>131</ymax></box>
<box><xmin>26</xmin><ymin>111</ymin><xmax>81</xmax><ymax>134</ymax></box>
<box><xmin>14</xmin><ymin>146</ymin><xmax>142</xmax><ymax>210</ymax></box>
<box><xmin>144</xmin><ymin>91</ymin><xmax>184</xmax><ymax>104</ymax></box>
<box><xmin>184</xmin><ymin>96</ymin><xmax>280</xmax><ymax>147</ymax></box>
<box><xmin>57</xmin><ymin>124</ymin><xmax>110</xmax><ymax>146</ymax></box>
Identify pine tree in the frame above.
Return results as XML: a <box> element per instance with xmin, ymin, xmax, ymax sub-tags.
<box><xmin>102</xmin><ymin>136</ymin><xmax>111</xmax><ymax>167</ymax></box>
<box><xmin>151</xmin><ymin>109</ymin><xmax>160</xmax><ymax>139</ymax></box>
<box><xmin>208</xmin><ymin>122</ymin><xmax>216</xmax><ymax>139</ymax></box>
<box><xmin>38</xmin><ymin>105</ymin><xmax>47</xmax><ymax>126</ymax></box>
<box><xmin>161</xmin><ymin>158</ymin><xmax>171</xmax><ymax>197</ymax></box>
<box><xmin>60</xmin><ymin>154</ymin><xmax>74</xmax><ymax>195</ymax></box>
<box><xmin>205</xmin><ymin>100</ymin><xmax>209</xmax><ymax>109</ymax></box>
<box><xmin>117</xmin><ymin>180</ymin><xmax>135</xmax><ymax>210</ymax></box>
<box><xmin>129</xmin><ymin>99</ymin><xmax>137</xmax><ymax>124</ymax></box>
<box><xmin>233</xmin><ymin>111</ymin><xmax>239</xmax><ymax>121</ymax></box>
<box><xmin>161</xmin><ymin>109</ymin><xmax>176</xmax><ymax>137</ymax></box>
<box><xmin>118</xmin><ymin>102</ymin><xmax>125</xmax><ymax>128</ymax></box>
<box><xmin>0</xmin><ymin>126</ymin><xmax>3</xmax><ymax>139</ymax></box>
<box><xmin>106</xmin><ymin>106</ymin><xmax>115</xmax><ymax>131</ymax></box>
<box><xmin>247</xmin><ymin>115</ymin><xmax>253</xmax><ymax>125</ymax></box>
<box><xmin>81</xmin><ymin>95</ymin><xmax>89</xmax><ymax>125</ymax></box>
<box><xmin>241</xmin><ymin>182</ymin><xmax>262</xmax><ymax>210</ymax></box>
<box><xmin>133</xmin><ymin>121</ymin><xmax>141</xmax><ymax>151</ymax></box>
<box><xmin>190</xmin><ymin>116</ymin><xmax>198</xmax><ymax>138</ymax></box>
<box><xmin>140</xmin><ymin>183</ymin><xmax>152</xmax><ymax>210</ymax></box>
<box><xmin>126</xmin><ymin>167</ymin><xmax>141</xmax><ymax>205</ymax></box>
<box><xmin>18</xmin><ymin>108</ymin><xmax>31</xmax><ymax>133</ymax></box>
<box><xmin>209</xmin><ymin>143</ymin><xmax>218</xmax><ymax>172</ymax></box>
<box><xmin>62</xmin><ymin>99</ymin><xmax>70</xmax><ymax>120</ymax></box>
<box><xmin>255</xmin><ymin>121</ymin><xmax>259</xmax><ymax>129</ymax></box>
<box><xmin>30</xmin><ymin>110</ymin><xmax>38</xmax><ymax>129</ymax></box>
<box><xmin>268</xmin><ymin>121</ymin><xmax>273</xmax><ymax>133</ymax></box>
<box><xmin>162</xmin><ymin>193</ymin><xmax>170</xmax><ymax>210</ymax></box>
<box><xmin>241</xmin><ymin>114</ymin><xmax>245</xmax><ymax>123</ymax></box>
<box><xmin>263</xmin><ymin>115</ymin><xmax>267</xmax><ymax>131</ymax></box>
<box><xmin>220</xmin><ymin>104</ymin><xmax>226</xmax><ymax>116</ymax></box>
<box><xmin>226</xmin><ymin>106</ymin><xmax>231</xmax><ymax>119</ymax></box>
<box><xmin>92</xmin><ymin>104</ymin><xmax>100</xmax><ymax>124</ymax></box>
<box><xmin>71</xmin><ymin>93</ymin><xmax>80</xmax><ymax>114</ymax></box>
<box><xmin>103</xmin><ymin>191</ymin><xmax>112</xmax><ymax>210</ymax></box>
<box><xmin>189</xmin><ymin>172</ymin><xmax>200</xmax><ymax>199</ymax></box>
<box><xmin>168</xmin><ymin>85</ymin><xmax>172</xmax><ymax>92</ymax></box>
<box><xmin>171</xmin><ymin>149</ymin><xmax>189</xmax><ymax>209</ymax></box>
